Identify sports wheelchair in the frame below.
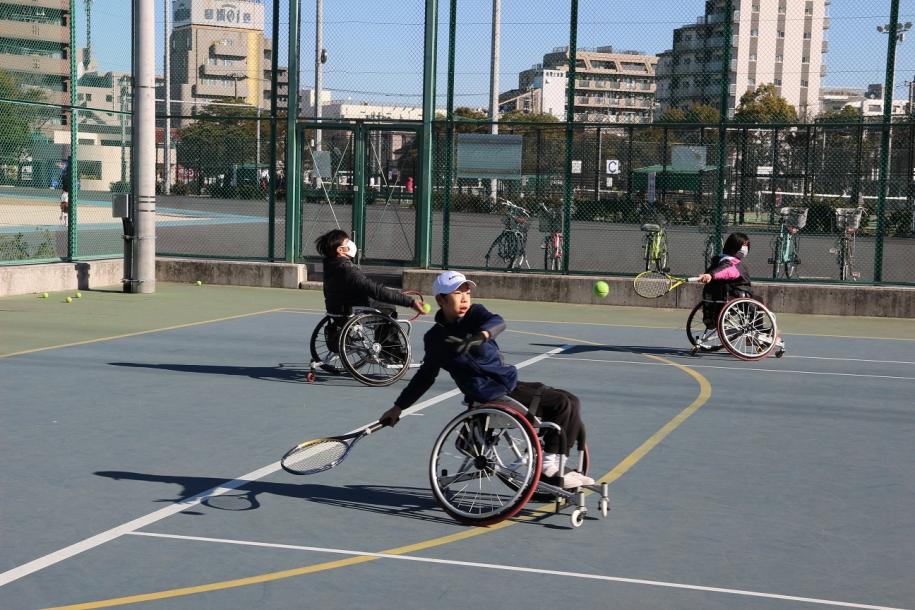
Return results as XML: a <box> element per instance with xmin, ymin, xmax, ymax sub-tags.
<box><xmin>686</xmin><ymin>296</ymin><xmax>785</xmax><ymax>360</ymax></box>
<box><xmin>308</xmin><ymin>291</ymin><xmax>424</xmax><ymax>387</ymax></box>
<box><xmin>429</xmin><ymin>397</ymin><xmax>610</xmax><ymax>528</ymax></box>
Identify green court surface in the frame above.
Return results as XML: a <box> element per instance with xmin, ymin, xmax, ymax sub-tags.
<box><xmin>3</xmin><ymin>282</ymin><xmax>913</xmax><ymax>358</ymax></box>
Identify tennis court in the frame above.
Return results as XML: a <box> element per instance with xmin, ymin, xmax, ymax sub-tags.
<box><xmin>1</xmin><ymin>284</ymin><xmax>912</xmax><ymax>609</ymax></box>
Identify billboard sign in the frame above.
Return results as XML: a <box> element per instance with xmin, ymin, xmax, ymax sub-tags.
<box><xmin>173</xmin><ymin>0</ymin><xmax>265</xmax><ymax>31</ymax></box>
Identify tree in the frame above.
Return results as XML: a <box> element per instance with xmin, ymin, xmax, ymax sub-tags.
<box><xmin>734</xmin><ymin>84</ymin><xmax>797</xmax><ymax>123</ymax></box>
<box><xmin>685</xmin><ymin>104</ymin><xmax>720</xmax><ymax>124</ymax></box>
<box><xmin>658</xmin><ymin>108</ymin><xmax>686</xmax><ymax>123</ymax></box>
<box><xmin>0</xmin><ymin>69</ymin><xmax>47</xmax><ymax>178</ymax></box>
<box><xmin>816</xmin><ymin>105</ymin><xmax>863</xmax><ymax>124</ymax></box>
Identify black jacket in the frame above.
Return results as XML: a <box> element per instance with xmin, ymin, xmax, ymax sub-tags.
<box><xmin>322</xmin><ymin>256</ymin><xmax>414</xmax><ymax>315</ymax></box>
<box><xmin>394</xmin><ymin>304</ymin><xmax>515</xmax><ymax>408</ymax></box>
<box><xmin>703</xmin><ymin>252</ymin><xmax>752</xmax><ymax>301</ymax></box>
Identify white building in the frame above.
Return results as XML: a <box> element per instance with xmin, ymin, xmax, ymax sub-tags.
<box><xmin>657</xmin><ymin>0</ymin><xmax>830</xmax><ymax>118</ymax></box>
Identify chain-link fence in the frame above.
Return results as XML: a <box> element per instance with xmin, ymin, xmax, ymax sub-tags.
<box><xmin>3</xmin><ymin>0</ymin><xmax>914</xmax><ymax>287</ymax></box>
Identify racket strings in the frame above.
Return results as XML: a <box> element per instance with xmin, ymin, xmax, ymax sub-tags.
<box><xmin>283</xmin><ymin>439</ymin><xmax>348</xmax><ymax>473</ymax></box>
<box><xmin>633</xmin><ymin>273</ymin><xmax>671</xmax><ymax>299</ymax></box>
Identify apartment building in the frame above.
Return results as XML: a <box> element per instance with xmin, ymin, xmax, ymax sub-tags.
<box><xmin>656</xmin><ymin>0</ymin><xmax>830</xmax><ymax>118</ymax></box>
<box><xmin>0</xmin><ymin>0</ymin><xmax>71</xmax><ymax>110</ymax></box>
<box><xmin>500</xmin><ymin>46</ymin><xmax>657</xmax><ymax>124</ymax></box>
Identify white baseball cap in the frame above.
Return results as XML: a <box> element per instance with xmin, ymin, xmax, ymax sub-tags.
<box><xmin>432</xmin><ymin>270</ymin><xmax>477</xmax><ymax>296</ymax></box>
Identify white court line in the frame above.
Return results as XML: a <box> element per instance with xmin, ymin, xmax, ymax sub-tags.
<box><xmin>126</xmin><ymin>531</ymin><xmax>909</xmax><ymax>610</ymax></box>
<box><xmin>785</xmin><ymin>355</ymin><xmax>915</xmax><ymax>366</ymax></box>
<box><xmin>551</xmin><ymin>356</ymin><xmax>915</xmax><ymax>381</ymax></box>
<box><xmin>0</xmin><ymin>345</ymin><xmax>568</xmax><ymax>588</ymax></box>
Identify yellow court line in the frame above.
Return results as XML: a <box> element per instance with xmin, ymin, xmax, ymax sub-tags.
<box><xmin>45</xmin><ymin>332</ymin><xmax>712</xmax><ymax>610</ymax></box>
<box><xmin>0</xmin><ymin>309</ymin><xmax>287</xmax><ymax>359</ymax></box>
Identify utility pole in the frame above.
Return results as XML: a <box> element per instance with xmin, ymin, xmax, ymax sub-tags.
<box><xmin>163</xmin><ymin>0</ymin><xmax>171</xmax><ymax>194</ymax></box>
<box><xmin>487</xmin><ymin>0</ymin><xmax>500</xmax><ymax>202</ymax></box>
<box><xmin>130</xmin><ymin>0</ymin><xmax>156</xmax><ymax>293</ymax></box>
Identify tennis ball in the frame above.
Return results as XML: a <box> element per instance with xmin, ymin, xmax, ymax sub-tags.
<box><xmin>75</xmin><ymin>292</ymin><xmax>82</xmax><ymax>299</ymax></box>
<box><xmin>422</xmin><ymin>302</ymin><xmax>432</xmax><ymax>313</ymax></box>
<box><xmin>41</xmin><ymin>292</ymin><xmax>49</xmax><ymax>299</ymax></box>
<box><xmin>66</xmin><ymin>296</ymin><xmax>72</xmax><ymax>304</ymax></box>
<box><xmin>196</xmin><ymin>280</ymin><xmax>202</xmax><ymax>286</ymax></box>
<box><xmin>593</xmin><ymin>280</ymin><xmax>610</xmax><ymax>298</ymax></box>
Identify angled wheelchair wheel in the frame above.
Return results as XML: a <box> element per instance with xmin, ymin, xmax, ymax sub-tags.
<box><xmin>686</xmin><ymin>303</ymin><xmax>723</xmax><ymax>352</ymax></box>
<box><xmin>309</xmin><ymin>315</ymin><xmax>344</xmax><ymax>375</ymax></box>
<box><xmin>338</xmin><ymin>312</ymin><xmax>412</xmax><ymax>387</ymax></box>
<box><xmin>717</xmin><ymin>298</ymin><xmax>779</xmax><ymax>361</ymax></box>
<box><xmin>429</xmin><ymin>405</ymin><xmax>542</xmax><ymax>526</ymax></box>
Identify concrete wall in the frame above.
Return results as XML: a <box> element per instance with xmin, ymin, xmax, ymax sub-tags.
<box><xmin>402</xmin><ymin>270</ymin><xmax>915</xmax><ymax>319</ymax></box>
<box><xmin>0</xmin><ymin>257</ymin><xmax>307</xmax><ymax>296</ymax></box>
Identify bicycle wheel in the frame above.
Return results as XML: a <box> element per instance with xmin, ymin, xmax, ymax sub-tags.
<box><xmin>769</xmin><ymin>235</ymin><xmax>783</xmax><ymax>279</ymax></box>
<box><xmin>309</xmin><ymin>315</ymin><xmax>344</xmax><ymax>375</ymax></box>
<box><xmin>686</xmin><ymin>302</ymin><xmax>723</xmax><ymax>352</ymax></box>
<box><xmin>717</xmin><ymin>298</ymin><xmax>779</xmax><ymax>361</ymax></box>
<box><xmin>783</xmin><ymin>235</ymin><xmax>798</xmax><ymax>279</ymax></box>
<box><xmin>656</xmin><ymin>231</ymin><xmax>669</xmax><ymax>272</ymax></box>
<box><xmin>838</xmin><ymin>237</ymin><xmax>849</xmax><ymax>281</ymax></box>
<box><xmin>485</xmin><ymin>231</ymin><xmax>514</xmax><ymax>270</ymax></box>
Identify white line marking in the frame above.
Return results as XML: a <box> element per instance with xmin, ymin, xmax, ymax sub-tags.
<box><xmin>785</xmin><ymin>355</ymin><xmax>915</xmax><ymax>366</ymax></box>
<box><xmin>551</xmin><ymin>357</ymin><xmax>915</xmax><ymax>381</ymax></box>
<box><xmin>126</xmin><ymin>532</ymin><xmax>909</xmax><ymax>610</ymax></box>
<box><xmin>0</xmin><ymin>345</ymin><xmax>569</xmax><ymax>588</ymax></box>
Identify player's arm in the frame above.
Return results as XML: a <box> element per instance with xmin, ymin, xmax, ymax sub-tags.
<box><xmin>348</xmin><ymin>267</ymin><xmax>416</xmax><ymax>308</ymax></box>
<box><xmin>443</xmin><ymin>305</ymin><xmax>504</xmax><ymax>354</ymax></box>
<box><xmin>380</xmin><ymin>357</ymin><xmax>441</xmax><ymax>427</ymax></box>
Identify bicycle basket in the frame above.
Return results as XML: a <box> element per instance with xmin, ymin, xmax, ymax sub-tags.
<box><xmin>780</xmin><ymin>207</ymin><xmax>808</xmax><ymax>230</ymax></box>
<box><xmin>835</xmin><ymin>208</ymin><xmax>864</xmax><ymax>231</ymax></box>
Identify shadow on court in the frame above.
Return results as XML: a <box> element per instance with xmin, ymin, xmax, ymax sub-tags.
<box><xmin>531</xmin><ymin>343</ymin><xmax>696</xmax><ymax>357</ymax></box>
<box><xmin>108</xmin><ymin>361</ymin><xmax>388</xmax><ymax>387</ymax></box>
<box><xmin>95</xmin><ymin>471</ymin><xmax>455</xmax><ymax>524</ymax></box>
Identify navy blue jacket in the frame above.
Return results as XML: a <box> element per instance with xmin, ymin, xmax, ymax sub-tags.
<box><xmin>394</xmin><ymin>304</ymin><xmax>516</xmax><ymax>408</ymax></box>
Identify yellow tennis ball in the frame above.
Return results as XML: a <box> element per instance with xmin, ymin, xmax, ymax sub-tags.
<box><xmin>196</xmin><ymin>280</ymin><xmax>202</xmax><ymax>286</ymax></box>
<box><xmin>41</xmin><ymin>292</ymin><xmax>49</xmax><ymax>299</ymax></box>
<box><xmin>66</xmin><ymin>296</ymin><xmax>72</xmax><ymax>303</ymax></box>
<box><xmin>422</xmin><ymin>302</ymin><xmax>432</xmax><ymax>313</ymax></box>
<box><xmin>593</xmin><ymin>280</ymin><xmax>610</xmax><ymax>298</ymax></box>
<box><xmin>75</xmin><ymin>292</ymin><xmax>82</xmax><ymax>298</ymax></box>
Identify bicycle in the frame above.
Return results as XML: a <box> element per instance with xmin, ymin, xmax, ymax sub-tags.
<box><xmin>640</xmin><ymin>219</ymin><xmax>669</xmax><ymax>272</ymax></box>
<box><xmin>537</xmin><ymin>202</ymin><xmax>564</xmax><ymax>272</ymax></box>
<box><xmin>768</xmin><ymin>206</ymin><xmax>807</xmax><ymax>279</ymax></box>
<box><xmin>830</xmin><ymin>207</ymin><xmax>866</xmax><ymax>281</ymax></box>
<box><xmin>484</xmin><ymin>199</ymin><xmax>531</xmax><ymax>270</ymax></box>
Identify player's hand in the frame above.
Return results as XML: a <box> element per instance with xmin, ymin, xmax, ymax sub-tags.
<box><xmin>380</xmin><ymin>406</ymin><xmax>403</xmax><ymax>427</ymax></box>
<box><xmin>444</xmin><ymin>332</ymin><xmax>486</xmax><ymax>356</ymax></box>
<box><xmin>698</xmin><ymin>273</ymin><xmax>712</xmax><ymax>284</ymax></box>
<box><xmin>411</xmin><ymin>300</ymin><xmax>426</xmax><ymax>314</ymax></box>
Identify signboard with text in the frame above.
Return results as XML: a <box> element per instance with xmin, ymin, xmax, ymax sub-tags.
<box><xmin>173</xmin><ymin>0</ymin><xmax>265</xmax><ymax>31</ymax></box>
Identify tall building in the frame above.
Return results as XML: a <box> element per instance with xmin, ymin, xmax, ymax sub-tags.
<box><xmin>0</xmin><ymin>1</ymin><xmax>71</xmax><ymax>110</ymax></box>
<box><xmin>169</xmin><ymin>0</ymin><xmax>268</xmax><ymax>115</ymax></box>
<box><xmin>656</xmin><ymin>0</ymin><xmax>830</xmax><ymax>118</ymax></box>
<box><xmin>500</xmin><ymin>46</ymin><xmax>657</xmax><ymax>124</ymax></box>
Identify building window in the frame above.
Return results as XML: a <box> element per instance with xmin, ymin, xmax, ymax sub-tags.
<box><xmin>803</xmin><ymin>32</ymin><xmax>812</xmax><ymax>39</ymax></box>
<box><xmin>204</xmin><ymin>9</ymin><xmax>214</xmax><ymax>19</ymax></box>
<box><xmin>802</xmin><ymin>55</ymin><xmax>809</xmax><ymax>63</ymax></box>
<box><xmin>751</xmin><ymin>29</ymin><xmax>758</xmax><ymax>37</ymax></box>
<box><xmin>774</xmin><ymin>79</ymin><xmax>782</xmax><ymax>86</ymax></box>
<box><xmin>778</xmin><ymin>3</ymin><xmax>786</xmax><ymax>14</ymax></box>
<box><xmin>775</xmin><ymin>54</ymin><xmax>783</xmax><ymax>62</ymax></box>
<box><xmin>777</xmin><ymin>30</ymin><xmax>785</xmax><ymax>38</ymax></box>
<box><xmin>801</xmin><ymin>80</ymin><xmax>809</xmax><ymax>87</ymax></box>
<box><xmin>749</xmin><ymin>53</ymin><xmax>757</xmax><ymax>61</ymax></box>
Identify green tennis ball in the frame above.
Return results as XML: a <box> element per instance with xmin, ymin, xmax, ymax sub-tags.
<box><xmin>75</xmin><ymin>292</ymin><xmax>82</xmax><ymax>298</ymax></box>
<box><xmin>593</xmin><ymin>280</ymin><xmax>610</xmax><ymax>298</ymax></box>
<box><xmin>66</xmin><ymin>296</ymin><xmax>72</xmax><ymax>303</ymax></box>
<box><xmin>422</xmin><ymin>302</ymin><xmax>432</xmax><ymax>313</ymax></box>
<box><xmin>41</xmin><ymin>292</ymin><xmax>49</xmax><ymax>299</ymax></box>
<box><xmin>196</xmin><ymin>280</ymin><xmax>202</xmax><ymax>286</ymax></box>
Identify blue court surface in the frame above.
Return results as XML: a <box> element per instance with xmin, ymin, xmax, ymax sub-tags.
<box><xmin>1</xmin><ymin>300</ymin><xmax>913</xmax><ymax>609</ymax></box>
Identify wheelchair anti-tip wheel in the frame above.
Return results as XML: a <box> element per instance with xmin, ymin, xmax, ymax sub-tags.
<box><xmin>309</xmin><ymin>315</ymin><xmax>345</xmax><ymax>375</ymax></box>
<box><xmin>338</xmin><ymin>312</ymin><xmax>412</xmax><ymax>387</ymax></box>
<box><xmin>717</xmin><ymin>298</ymin><xmax>779</xmax><ymax>361</ymax></box>
<box><xmin>686</xmin><ymin>302</ymin><xmax>724</xmax><ymax>353</ymax></box>
<box><xmin>429</xmin><ymin>405</ymin><xmax>542</xmax><ymax>526</ymax></box>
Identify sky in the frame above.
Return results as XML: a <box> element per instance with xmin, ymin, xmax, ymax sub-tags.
<box><xmin>78</xmin><ymin>0</ymin><xmax>915</xmax><ymax>108</ymax></box>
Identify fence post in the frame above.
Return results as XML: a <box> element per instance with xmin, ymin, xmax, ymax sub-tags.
<box><xmin>267</xmin><ymin>0</ymin><xmax>279</xmax><ymax>261</ymax></box>
<box><xmin>417</xmin><ymin>0</ymin><xmax>438</xmax><ymax>268</ymax></box>
<box><xmin>442</xmin><ymin>0</ymin><xmax>457</xmax><ymax>269</ymax></box>
<box><xmin>561</xmin><ymin>0</ymin><xmax>579</xmax><ymax>274</ymax></box>
<box><xmin>353</xmin><ymin>122</ymin><xmax>366</xmax><ymax>253</ymax></box>
<box><xmin>285</xmin><ymin>0</ymin><xmax>301</xmax><ymax>262</ymax></box>
<box><xmin>67</xmin><ymin>0</ymin><xmax>77</xmax><ymax>260</ymax></box>
<box><xmin>874</xmin><ymin>0</ymin><xmax>901</xmax><ymax>282</ymax></box>
<box><xmin>714</xmin><ymin>0</ymin><xmax>734</xmax><ymax>244</ymax></box>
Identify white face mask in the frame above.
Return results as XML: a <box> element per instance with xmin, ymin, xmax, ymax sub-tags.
<box><xmin>343</xmin><ymin>240</ymin><xmax>358</xmax><ymax>259</ymax></box>
<box><xmin>739</xmin><ymin>245</ymin><xmax>749</xmax><ymax>257</ymax></box>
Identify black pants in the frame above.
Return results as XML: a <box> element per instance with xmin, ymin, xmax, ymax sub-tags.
<box><xmin>508</xmin><ymin>381</ymin><xmax>584</xmax><ymax>455</ymax></box>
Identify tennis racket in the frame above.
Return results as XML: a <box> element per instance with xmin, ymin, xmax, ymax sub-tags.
<box><xmin>633</xmin><ymin>271</ymin><xmax>701</xmax><ymax>299</ymax></box>
<box><xmin>280</xmin><ymin>421</ymin><xmax>384</xmax><ymax>475</ymax></box>
<box><xmin>399</xmin><ymin>290</ymin><xmax>429</xmax><ymax>322</ymax></box>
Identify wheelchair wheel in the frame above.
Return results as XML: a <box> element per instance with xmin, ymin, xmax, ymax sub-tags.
<box><xmin>686</xmin><ymin>303</ymin><xmax>723</xmax><ymax>352</ymax></box>
<box><xmin>309</xmin><ymin>316</ymin><xmax>344</xmax><ymax>375</ymax></box>
<box><xmin>429</xmin><ymin>405</ymin><xmax>542</xmax><ymax>526</ymax></box>
<box><xmin>338</xmin><ymin>312</ymin><xmax>412</xmax><ymax>387</ymax></box>
<box><xmin>717</xmin><ymin>298</ymin><xmax>779</xmax><ymax>361</ymax></box>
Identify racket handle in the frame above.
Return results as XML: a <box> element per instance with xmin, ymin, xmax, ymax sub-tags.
<box><xmin>365</xmin><ymin>421</ymin><xmax>386</xmax><ymax>434</ymax></box>
<box><xmin>687</xmin><ymin>277</ymin><xmax>702</xmax><ymax>283</ymax></box>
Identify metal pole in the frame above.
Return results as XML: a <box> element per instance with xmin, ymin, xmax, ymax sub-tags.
<box><xmin>256</xmin><ymin>106</ymin><xmax>261</xmax><ymax>165</ymax></box>
<box><xmin>874</xmin><ymin>1</ymin><xmax>901</xmax><ymax>282</ymax></box>
<box><xmin>315</xmin><ymin>0</ymin><xmax>323</xmax><ymax>149</ymax></box>
<box><xmin>163</xmin><ymin>0</ymin><xmax>171</xmax><ymax>195</ymax></box>
<box><xmin>593</xmin><ymin>127</ymin><xmax>601</xmax><ymax>200</ymax></box>
<box><xmin>442</xmin><ymin>0</ymin><xmax>457</xmax><ymax>268</ymax></box>
<box><xmin>353</xmin><ymin>122</ymin><xmax>366</xmax><ymax>253</ymax></box>
<box><xmin>417</xmin><ymin>0</ymin><xmax>438</xmax><ymax>268</ymax></box>
<box><xmin>286</xmin><ymin>0</ymin><xmax>301</xmax><ymax>262</ymax></box>
<box><xmin>561</xmin><ymin>0</ymin><xmax>578</xmax><ymax>273</ymax></box>
<box><xmin>714</xmin><ymin>0</ymin><xmax>734</xmax><ymax>245</ymax></box>
<box><xmin>67</xmin><ymin>0</ymin><xmax>77</xmax><ymax>260</ymax></box>
<box><xmin>268</xmin><ymin>0</ymin><xmax>279</xmax><ymax>260</ymax></box>
<box><xmin>131</xmin><ymin>0</ymin><xmax>156</xmax><ymax>293</ymax></box>
<box><xmin>488</xmin><ymin>0</ymin><xmax>500</xmax><ymax>202</ymax></box>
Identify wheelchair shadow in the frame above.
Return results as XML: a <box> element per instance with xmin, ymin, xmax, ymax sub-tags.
<box><xmin>95</xmin><ymin>470</ymin><xmax>455</xmax><ymax>524</ymax></box>
<box><xmin>530</xmin><ymin>342</ymin><xmax>695</xmax><ymax>358</ymax></box>
<box><xmin>108</xmin><ymin>361</ymin><xmax>394</xmax><ymax>386</ymax></box>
